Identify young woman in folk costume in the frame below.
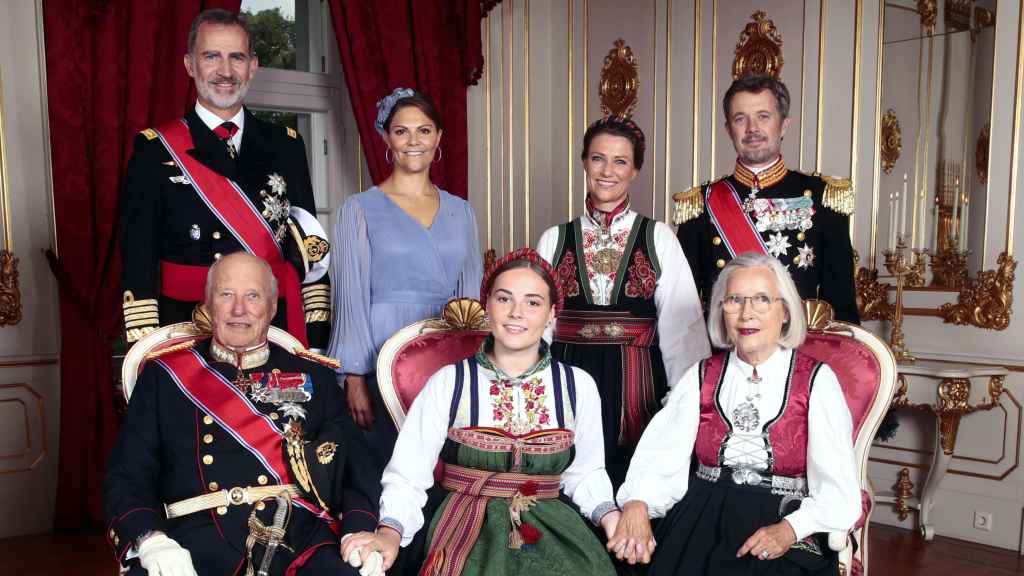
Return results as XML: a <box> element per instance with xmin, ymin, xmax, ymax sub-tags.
<box><xmin>341</xmin><ymin>248</ymin><xmax>620</xmax><ymax>576</ymax></box>
<box><xmin>537</xmin><ymin>116</ymin><xmax>710</xmax><ymax>488</ymax></box>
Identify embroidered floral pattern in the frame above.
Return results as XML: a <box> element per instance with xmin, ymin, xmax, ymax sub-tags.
<box><xmin>624</xmin><ymin>250</ymin><xmax>657</xmax><ymax>299</ymax></box>
<box><xmin>580</xmin><ymin>227</ymin><xmax>631</xmax><ymax>305</ymax></box>
<box><xmin>556</xmin><ymin>251</ymin><xmax>581</xmax><ymax>298</ymax></box>
<box><xmin>489</xmin><ymin>377</ymin><xmax>550</xmax><ymax>434</ymax></box>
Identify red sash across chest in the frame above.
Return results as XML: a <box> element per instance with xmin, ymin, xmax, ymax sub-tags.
<box><xmin>705</xmin><ymin>179</ymin><xmax>769</xmax><ymax>258</ymax></box>
<box><xmin>694</xmin><ymin>350</ymin><xmax>818</xmax><ymax>477</ymax></box>
<box><xmin>153</xmin><ymin>120</ymin><xmax>308</xmax><ymax>346</ymax></box>
<box><xmin>154</xmin><ymin>347</ymin><xmax>329</xmax><ymax>520</ymax></box>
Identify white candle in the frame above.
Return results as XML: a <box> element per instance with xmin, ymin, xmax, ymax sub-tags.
<box><xmin>889</xmin><ymin>192</ymin><xmax>897</xmax><ymax>251</ymax></box>
<box><xmin>961</xmin><ymin>198</ymin><xmax>970</xmax><ymax>250</ymax></box>
<box><xmin>952</xmin><ymin>177</ymin><xmax>960</xmax><ymax>240</ymax></box>
<box><xmin>931</xmin><ymin>198</ymin><xmax>939</xmax><ymax>251</ymax></box>
<box><xmin>900</xmin><ymin>186</ymin><xmax>908</xmax><ymax>240</ymax></box>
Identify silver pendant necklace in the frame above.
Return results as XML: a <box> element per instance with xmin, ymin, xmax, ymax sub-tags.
<box><xmin>732</xmin><ymin>367</ymin><xmax>762</xmax><ymax>432</ymax></box>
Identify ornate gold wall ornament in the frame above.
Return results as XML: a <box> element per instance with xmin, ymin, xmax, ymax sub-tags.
<box><xmin>976</xmin><ymin>123</ymin><xmax>990</xmax><ymax>184</ymax></box>
<box><xmin>918</xmin><ymin>0</ymin><xmax>938</xmax><ymax>35</ymax></box>
<box><xmin>599</xmin><ymin>39</ymin><xmax>639</xmax><ymax>119</ymax></box>
<box><xmin>855</xmin><ymin>266</ymin><xmax>893</xmax><ymax>322</ymax></box>
<box><xmin>939</xmin><ymin>252</ymin><xmax>1017</xmax><ymax>330</ymax></box>
<box><xmin>944</xmin><ymin>0</ymin><xmax>972</xmax><ymax>32</ymax></box>
<box><xmin>484</xmin><ymin>248</ymin><xmax>496</xmax><ymax>272</ymax></box>
<box><xmin>732</xmin><ymin>10</ymin><xmax>784</xmax><ymax>80</ymax></box>
<box><xmin>880</xmin><ymin>109</ymin><xmax>902</xmax><ymax>174</ymax></box>
<box><xmin>424</xmin><ymin>298</ymin><xmax>488</xmax><ymax>332</ymax></box>
<box><xmin>0</xmin><ymin>249</ymin><xmax>22</xmax><ymax>326</ymax></box>
<box><xmin>893</xmin><ymin>467</ymin><xmax>915</xmax><ymax>521</ymax></box>
<box><xmin>974</xmin><ymin>6</ymin><xmax>995</xmax><ymax>30</ymax></box>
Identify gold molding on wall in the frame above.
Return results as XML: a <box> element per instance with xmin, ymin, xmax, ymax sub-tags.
<box><xmin>870</xmin><ymin>1</ymin><xmax>887</xmax><ymax>268</ymax></box>
<box><xmin>567</xmin><ymin>0</ymin><xmax>574</xmax><ymax>219</ymax></box>
<box><xmin>692</xmin><ymin>0</ymin><xmax>701</xmax><ymax>185</ymax></box>
<box><xmin>524</xmin><ymin>0</ymin><xmax>530</xmax><ymax>243</ymax></box>
<box><xmin>711</xmin><ymin>0</ymin><xmax>718</xmax><ymax>179</ymax></box>
<box><xmin>1006</xmin><ymin>0</ymin><xmax>1024</xmax><ymax>256</ymax></box>
<box><xmin>850</xmin><ymin>0</ymin><xmax>864</xmax><ymax>244</ymax></box>
<box><xmin>504</xmin><ymin>0</ymin><xmax>514</xmax><ymax>251</ymax></box>
<box><xmin>0</xmin><ymin>382</ymin><xmax>47</xmax><ymax>474</ymax></box>
<box><xmin>815</xmin><ymin>0</ymin><xmax>827</xmax><ymax>172</ymax></box>
<box><xmin>732</xmin><ymin>10</ymin><xmax>785</xmax><ymax>80</ymax></box>
<box><xmin>485</xmin><ymin>14</ymin><xmax>493</xmax><ymax>250</ymax></box>
<box><xmin>663</xmin><ymin>0</ymin><xmax>673</xmax><ymax>218</ymax></box>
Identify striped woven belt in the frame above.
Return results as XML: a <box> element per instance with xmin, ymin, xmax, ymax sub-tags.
<box><xmin>553</xmin><ymin>310</ymin><xmax>658</xmax><ymax>444</ymax></box>
<box><xmin>696</xmin><ymin>463</ymin><xmax>807</xmax><ymax>497</ymax></box>
<box><xmin>164</xmin><ymin>484</ymin><xmax>300</xmax><ymax>519</ymax></box>
<box><xmin>423</xmin><ymin>464</ymin><xmax>562</xmax><ymax>576</ymax></box>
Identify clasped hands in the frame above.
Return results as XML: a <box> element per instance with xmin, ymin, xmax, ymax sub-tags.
<box><xmin>606</xmin><ymin>501</ymin><xmax>797</xmax><ymax>564</ymax></box>
<box><xmin>339</xmin><ymin>526</ymin><xmax>400</xmax><ymax>576</ymax></box>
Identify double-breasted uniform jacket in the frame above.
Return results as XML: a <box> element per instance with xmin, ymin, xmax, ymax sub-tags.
<box><xmin>120</xmin><ymin>107</ymin><xmax>331</xmax><ymax>348</ymax></box>
<box><xmin>674</xmin><ymin>160</ymin><xmax>860</xmax><ymax>324</ymax></box>
<box><xmin>103</xmin><ymin>340</ymin><xmax>379</xmax><ymax>574</ymax></box>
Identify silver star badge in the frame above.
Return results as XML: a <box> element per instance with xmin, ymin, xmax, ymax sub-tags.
<box><xmin>267</xmin><ymin>173</ymin><xmax>287</xmax><ymax>195</ymax></box>
<box><xmin>765</xmin><ymin>232</ymin><xmax>791</xmax><ymax>258</ymax></box>
<box><xmin>796</xmin><ymin>244</ymin><xmax>816</xmax><ymax>269</ymax></box>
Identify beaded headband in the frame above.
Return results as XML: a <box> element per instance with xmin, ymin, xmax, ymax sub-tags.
<box><xmin>375</xmin><ymin>87</ymin><xmax>417</xmax><ymax>135</ymax></box>
<box><xmin>480</xmin><ymin>248</ymin><xmax>564</xmax><ymax>314</ymax></box>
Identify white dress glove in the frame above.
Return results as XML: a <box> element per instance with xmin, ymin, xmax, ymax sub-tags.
<box><xmin>340</xmin><ymin>534</ymin><xmax>386</xmax><ymax>576</ymax></box>
<box><xmin>137</xmin><ymin>533</ymin><xmax>198</xmax><ymax>576</ymax></box>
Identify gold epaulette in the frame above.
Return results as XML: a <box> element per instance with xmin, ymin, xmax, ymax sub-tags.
<box><xmin>144</xmin><ymin>339</ymin><xmax>200</xmax><ymax>361</ymax></box>
<box><xmin>286</xmin><ymin>127</ymin><xmax>298</xmax><ymax>139</ymax></box>
<box><xmin>140</xmin><ymin>128</ymin><xmax>158</xmax><ymax>140</ymax></box>
<box><xmin>671</xmin><ymin>183</ymin><xmax>707</xmax><ymax>225</ymax></box>
<box><xmin>296</xmin><ymin>349</ymin><xmax>341</xmax><ymax>370</ymax></box>
<box><xmin>821</xmin><ymin>175</ymin><xmax>855</xmax><ymax>215</ymax></box>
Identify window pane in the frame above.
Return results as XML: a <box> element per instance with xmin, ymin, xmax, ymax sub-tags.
<box><xmin>250</xmin><ymin>109</ymin><xmax>328</xmax><ymax>211</ymax></box>
<box><xmin>242</xmin><ymin>0</ymin><xmax>325</xmax><ymax>72</ymax></box>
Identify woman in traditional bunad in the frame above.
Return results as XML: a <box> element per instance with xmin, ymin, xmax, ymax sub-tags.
<box><xmin>328</xmin><ymin>87</ymin><xmax>482</xmax><ymax>470</ymax></box>
<box><xmin>341</xmin><ymin>248</ymin><xmax>620</xmax><ymax>576</ymax></box>
<box><xmin>607</xmin><ymin>252</ymin><xmax>861</xmax><ymax>575</ymax></box>
<box><xmin>536</xmin><ymin>116</ymin><xmax>709</xmax><ymax>488</ymax></box>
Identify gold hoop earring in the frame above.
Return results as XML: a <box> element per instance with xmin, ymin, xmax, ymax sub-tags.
<box><xmin>385</xmin><ymin>148</ymin><xmax>393</xmax><ymax>164</ymax></box>
<box><xmin>433</xmin><ymin>147</ymin><xmax>443</xmax><ymax>164</ymax></box>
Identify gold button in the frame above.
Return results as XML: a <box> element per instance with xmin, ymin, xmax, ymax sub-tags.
<box><xmin>712</xmin><ymin>236</ymin><xmax>722</xmax><ymax>246</ymax></box>
<box><xmin>212</xmin><ymin>231</ymin><xmax>222</xmax><ymax>240</ymax></box>
<box><xmin>203</xmin><ymin>454</ymin><xmax>214</xmax><ymax>465</ymax></box>
<box><xmin>203</xmin><ymin>434</ymin><xmax>214</xmax><ymax>444</ymax></box>
<box><xmin>216</xmin><ymin>506</ymin><xmax>228</xmax><ymax>515</ymax></box>
<box><xmin>209</xmin><ymin>482</ymin><xmax>219</xmax><ymax>491</ymax></box>
<box><xmin>203</xmin><ymin>415</ymin><xmax>214</xmax><ymax>425</ymax></box>
<box><xmin>257</xmin><ymin>475</ymin><xmax>268</xmax><ymax>485</ymax></box>
<box><xmin>794</xmin><ymin>255</ymin><xmax>802</xmax><ymax>264</ymax></box>
<box><xmin>804</xmin><ymin>189</ymin><xmax>813</xmax><ymax>197</ymax></box>
<box><xmin>716</xmin><ymin>259</ymin><xmax>726</xmax><ymax>269</ymax></box>
<box><xmin>213</xmin><ymin>253</ymin><xmax>222</xmax><ymax>260</ymax></box>
<box><xmin>270</xmin><ymin>413</ymin><xmax>279</xmax><ymax>420</ymax></box>
<box><xmin>255</xmin><ymin>501</ymin><xmax>266</xmax><ymax>511</ymax></box>
<box><xmin>797</xmin><ymin>232</ymin><xmax>806</xmax><ymax>241</ymax></box>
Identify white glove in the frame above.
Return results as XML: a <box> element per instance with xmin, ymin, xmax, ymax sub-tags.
<box><xmin>137</xmin><ymin>533</ymin><xmax>198</xmax><ymax>576</ymax></box>
<box><xmin>340</xmin><ymin>534</ymin><xmax>386</xmax><ymax>576</ymax></box>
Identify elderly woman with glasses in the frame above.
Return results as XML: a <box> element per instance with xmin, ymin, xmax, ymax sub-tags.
<box><xmin>607</xmin><ymin>252</ymin><xmax>860</xmax><ymax>576</ymax></box>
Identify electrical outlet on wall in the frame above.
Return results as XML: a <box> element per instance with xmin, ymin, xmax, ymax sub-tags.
<box><xmin>973</xmin><ymin>510</ymin><xmax>993</xmax><ymax>532</ymax></box>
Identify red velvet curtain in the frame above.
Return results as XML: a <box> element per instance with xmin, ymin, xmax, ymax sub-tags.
<box><xmin>327</xmin><ymin>0</ymin><xmax>497</xmax><ymax>199</ymax></box>
<box><xmin>43</xmin><ymin>0</ymin><xmax>239</xmax><ymax>528</ymax></box>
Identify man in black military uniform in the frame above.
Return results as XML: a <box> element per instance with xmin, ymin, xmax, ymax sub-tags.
<box><xmin>121</xmin><ymin>8</ymin><xmax>332</xmax><ymax>349</ymax></box>
<box><xmin>104</xmin><ymin>252</ymin><xmax>380</xmax><ymax>575</ymax></box>
<box><xmin>674</xmin><ymin>75</ymin><xmax>859</xmax><ymax>323</ymax></box>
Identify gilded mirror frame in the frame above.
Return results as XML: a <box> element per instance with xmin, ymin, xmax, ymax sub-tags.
<box><xmin>0</xmin><ymin>68</ymin><xmax>21</xmax><ymax>326</ymax></box>
<box><xmin>859</xmin><ymin>0</ymin><xmax>1016</xmax><ymax>331</ymax></box>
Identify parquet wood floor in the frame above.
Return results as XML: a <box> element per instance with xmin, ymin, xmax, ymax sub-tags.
<box><xmin>0</xmin><ymin>524</ymin><xmax>1020</xmax><ymax>575</ymax></box>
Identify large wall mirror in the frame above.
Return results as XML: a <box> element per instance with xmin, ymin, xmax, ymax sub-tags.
<box><xmin>879</xmin><ymin>0</ymin><xmax>996</xmax><ymax>289</ymax></box>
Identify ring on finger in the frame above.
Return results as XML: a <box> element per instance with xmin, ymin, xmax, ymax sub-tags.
<box><xmin>760</xmin><ymin>550</ymin><xmax>770</xmax><ymax>559</ymax></box>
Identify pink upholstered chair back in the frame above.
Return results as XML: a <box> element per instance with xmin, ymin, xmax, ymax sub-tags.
<box><xmin>376</xmin><ymin>299</ymin><xmax>489</xmax><ymax>430</ymax></box>
<box><xmin>799</xmin><ymin>300</ymin><xmax>898</xmax><ymax>576</ymax></box>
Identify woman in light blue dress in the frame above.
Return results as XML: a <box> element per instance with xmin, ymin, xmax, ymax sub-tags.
<box><xmin>327</xmin><ymin>88</ymin><xmax>483</xmax><ymax>470</ymax></box>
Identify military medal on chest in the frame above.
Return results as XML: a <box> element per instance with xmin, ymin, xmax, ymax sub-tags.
<box><xmin>260</xmin><ymin>173</ymin><xmax>291</xmax><ymax>241</ymax></box>
<box><xmin>246</xmin><ymin>369</ymin><xmax>314</xmax><ymax>421</ymax></box>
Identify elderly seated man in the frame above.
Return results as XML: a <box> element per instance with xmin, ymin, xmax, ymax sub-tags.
<box><xmin>104</xmin><ymin>252</ymin><xmax>380</xmax><ymax>575</ymax></box>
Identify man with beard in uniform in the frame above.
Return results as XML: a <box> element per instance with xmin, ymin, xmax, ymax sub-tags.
<box><xmin>121</xmin><ymin>9</ymin><xmax>332</xmax><ymax>350</ymax></box>
<box><xmin>674</xmin><ymin>75</ymin><xmax>859</xmax><ymax>323</ymax></box>
<box><xmin>104</xmin><ymin>252</ymin><xmax>381</xmax><ymax>575</ymax></box>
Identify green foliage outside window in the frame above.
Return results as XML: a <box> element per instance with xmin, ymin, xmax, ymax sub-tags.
<box><xmin>245</xmin><ymin>8</ymin><xmax>296</xmax><ymax>70</ymax></box>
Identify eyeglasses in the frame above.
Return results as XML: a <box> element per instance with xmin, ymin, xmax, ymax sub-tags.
<box><xmin>721</xmin><ymin>293</ymin><xmax>782</xmax><ymax>314</ymax></box>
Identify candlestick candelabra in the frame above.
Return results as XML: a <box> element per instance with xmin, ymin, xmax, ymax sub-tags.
<box><xmin>930</xmin><ymin>235</ymin><xmax>969</xmax><ymax>289</ymax></box>
<box><xmin>882</xmin><ymin>236</ymin><xmax>917</xmax><ymax>363</ymax></box>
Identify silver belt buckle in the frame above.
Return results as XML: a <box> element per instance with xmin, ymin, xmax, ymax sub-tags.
<box><xmin>228</xmin><ymin>487</ymin><xmax>246</xmax><ymax>505</ymax></box>
<box><xmin>731</xmin><ymin>468</ymin><xmax>763</xmax><ymax>486</ymax></box>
